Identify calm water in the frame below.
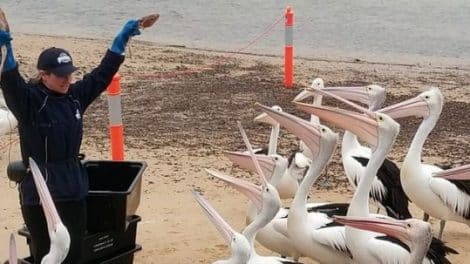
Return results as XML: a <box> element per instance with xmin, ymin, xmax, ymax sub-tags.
<box><xmin>3</xmin><ymin>0</ymin><xmax>470</xmax><ymax>65</ymax></box>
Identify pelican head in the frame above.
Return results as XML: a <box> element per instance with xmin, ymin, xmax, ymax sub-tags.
<box><xmin>379</xmin><ymin>87</ymin><xmax>443</xmax><ymax>120</ymax></box>
<box><xmin>29</xmin><ymin>158</ymin><xmax>70</xmax><ymax>264</ymax></box>
<box><xmin>254</xmin><ymin>105</ymin><xmax>282</xmax><ymax>126</ymax></box>
<box><xmin>334</xmin><ymin>216</ymin><xmax>433</xmax><ymax>262</ymax></box>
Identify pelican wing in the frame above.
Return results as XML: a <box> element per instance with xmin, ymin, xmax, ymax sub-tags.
<box><xmin>367</xmin><ymin>237</ymin><xmax>417</xmax><ymax>263</ymax></box>
<box><xmin>312</xmin><ymin>225</ymin><xmax>350</xmax><ymax>255</ymax></box>
<box><xmin>429</xmin><ymin>177</ymin><xmax>470</xmax><ymax>219</ymax></box>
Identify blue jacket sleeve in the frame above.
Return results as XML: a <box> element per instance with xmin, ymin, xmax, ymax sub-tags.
<box><xmin>70</xmin><ymin>49</ymin><xmax>125</xmax><ymax>111</ymax></box>
<box><xmin>0</xmin><ymin>66</ymin><xmax>30</xmax><ymax>121</ymax></box>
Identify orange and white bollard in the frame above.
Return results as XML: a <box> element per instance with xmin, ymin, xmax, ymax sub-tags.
<box><xmin>284</xmin><ymin>6</ymin><xmax>294</xmax><ymax>88</ymax></box>
<box><xmin>107</xmin><ymin>74</ymin><xmax>124</xmax><ymax>161</ymax></box>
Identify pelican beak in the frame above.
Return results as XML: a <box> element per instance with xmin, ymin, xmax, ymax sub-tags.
<box><xmin>294</xmin><ymin>86</ymin><xmax>371</xmax><ymax>106</ymax></box>
<box><xmin>379</xmin><ymin>96</ymin><xmax>430</xmax><ymax>119</ymax></box>
<box><xmin>205</xmin><ymin>169</ymin><xmax>263</xmax><ymax>211</ymax></box>
<box><xmin>294</xmin><ymin>101</ymin><xmax>379</xmax><ymax>149</ymax></box>
<box><xmin>192</xmin><ymin>190</ymin><xmax>238</xmax><ymax>245</ymax></box>
<box><xmin>293</xmin><ymin>89</ymin><xmax>314</xmax><ymax>102</ymax></box>
<box><xmin>433</xmin><ymin>164</ymin><xmax>470</xmax><ymax>180</ymax></box>
<box><xmin>256</xmin><ymin>103</ymin><xmax>323</xmax><ymax>159</ymax></box>
<box><xmin>334</xmin><ymin>215</ymin><xmax>410</xmax><ymax>243</ymax></box>
<box><xmin>9</xmin><ymin>234</ymin><xmax>17</xmax><ymax>264</ymax></box>
<box><xmin>236</xmin><ymin>121</ymin><xmax>270</xmax><ymax>187</ymax></box>
<box><xmin>224</xmin><ymin>151</ymin><xmax>275</xmax><ymax>181</ymax></box>
<box><xmin>254</xmin><ymin>112</ymin><xmax>278</xmax><ymax>126</ymax></box>
<box><xmin>28</xmin><ymin>158</ymin><xmax>62</xmax><ymax>234</ymax></box>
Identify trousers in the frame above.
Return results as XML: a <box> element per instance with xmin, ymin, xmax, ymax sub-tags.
<box><xmin>21</xmin><ymin>199</ymin><xmax>87</xmax><ymax>263</ymax></box>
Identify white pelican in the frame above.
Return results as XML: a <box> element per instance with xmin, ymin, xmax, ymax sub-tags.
<box><xmin>380</xmin><ymin>87</ymin><xmax>470</xmax><ymax>239</ymax></box>
<box><xmin>257</xmin><ymin>103</ymin><xmax>354</xmax><ymax>263</ymax></box>
<box><xmin>221</xmin><ymin>151</ymin><xmax>348</xmax><ymax>260</ymax></box>
<box><xmin>229</xmin><ymin>121</ymin><xmax>302</xmax><ymax>264</ymax></box>
<box><xmin>301</xmin><ymin>94</ymin><xmax>457</xmax><ymax>263</ymax></box>
<box><xmin>334</xmin><ymin>216</ymin><xmax>436</xmax><ymax>264</ymax></box>
<box><xmin>29</xmin><ymin>158</ymin><xmax>71</xmax><ymax>263</ymax></box>
<box><xmin>295</xmin><ymin>84</ymin><xmax>411</xmax><ymax>219</ymax></box>
<box><xmin>0</xmin><ymin>93</ymin><xmax>18</xmax><ymax>136</ymax></box>
<box><xmin>252</xmin><ymin>106</ymin><xmax>310</xmax><ymax>199</ymax></box>
<box><xmin>192</xmin><ymin>190</ymin><xmax>251</xmax><ymax>264</ymax></box>
<box><xmin>254</xmin><ymin>105</ymin><xmax>282</xmax><ymax>156</ymax></box>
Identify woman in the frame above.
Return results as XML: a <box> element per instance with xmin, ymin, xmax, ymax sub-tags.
<box><xmin>0</xmin><ymin>12</ymin><xmax>155</xmax><ymax>263</ymax></box>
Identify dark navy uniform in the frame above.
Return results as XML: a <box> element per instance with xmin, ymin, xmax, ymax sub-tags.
<box><xmin>1</xmin><ymin>49</ymin><xmax>124</xmax><ymax>262</ymax></box>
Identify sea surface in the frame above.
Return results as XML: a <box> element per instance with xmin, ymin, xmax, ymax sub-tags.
<box><xmin>2</xmin><ymin>0</ymin><xmax>470</xmax><ymax>65</ymax></box>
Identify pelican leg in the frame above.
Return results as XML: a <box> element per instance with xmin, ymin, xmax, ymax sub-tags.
<box><xmin>438</xmin><ymin>220</ymin><xmax>446</xmax><ymax>240</ymax></box>
<box><xmin>423</xmin><ymin>213</ymin><xmax>430</xmax><ymax>222</ymax></box>
<box><xmin>376</xmin><ymin>207</ymin><xmax>381</xmax><ymax>214</ymax></box>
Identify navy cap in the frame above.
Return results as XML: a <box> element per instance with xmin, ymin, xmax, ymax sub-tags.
<box><xmin>37</xmin><ymin>47</ymin><xmax>78</xmax><ymax>76</ymax></box>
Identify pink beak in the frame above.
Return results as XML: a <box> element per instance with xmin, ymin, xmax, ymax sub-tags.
<box><xmin>334</xmin><ymin>215</ymin><xmax>411</xmax><ymax>243</ymax></box>
<box><xmin>294</xmin><ymin>86</ymin><xmax>371</xmax><ymax>106</ymax></box>
<box><xmin>192</xmin><ymin>190</ymin><xmax>239</xmax><ymax>245</ymax></box>
<box><xmin>224</xmin><ymin>151</ymin><xmax>275</xmax><ymax>181</ymax></box>
<box><xmin>206</xmin><ymin>169</ymin><xmax>263</xmax><ymax>211</ymax></box>
<box><xmin>28</xmin><ymin>158</ymin><xmax>63</xmax><ymax>234</ymax></box>
<box><xmin>433</xmin><ymin>164</ymin><xmax>470</xmax><ymax>180</ymax></box>
<box><xmin>9</xmin><ymin>234</ymin><xmax>17</xmax><ymax>264</ymax></box>
<box><xmin>379</xmin><ymin>96</ymin><xmax>430</xmax><ymax>119</ymax></box>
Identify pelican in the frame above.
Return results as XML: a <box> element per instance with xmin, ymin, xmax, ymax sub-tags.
<box><xmin>29</xmin><ymin>158</ymin><xmax>70</xmax><ymax>263</ymax></box>
<box><xmin>252</xmin><ymin>106</ymin><xmax>310</xmax><ymax>199</ymax></box>
<box><xmin>254</xmin><ymin>105</ymin><xmax>282</xmax><ymax>156</ymax></box>
<box><xmin>299</xmin><ymin>93</ymin><xmax>456</xmax><ymax>263</ymax></box>
<box><xmin>334</xmin><ymin>216</ymin><xmax>437</xmax><ymax>264</ymax></box>
<box><xmin>0</xmin><ymin>100</ymin><xmax>18</xmax><ymax>136</ymax></box>
<box><xmin>221</xmin><ymin>151</ymin><xmax>348</xmax><ymax>260</ymax></box>
<box><xmin>192</xmin><ymin>190</ymin><xmax>251</xmax><ymax>264</ymax></box>
<box><xmin>227</xmin><ymin>121</ymin><xmax>302</xmax><ymax>264</ymax></box>
<box><xmin>380</xmin><ymin>87</ymin><xmax>470</xmax><ymax>239</ymax></box>
<box><xmin>295</xmin><ymin>83</ymin><xmax>411</xmax><ymax>219</ymax></box>
<box><xmin>256</xmin><ymin>103</ymin><xmax>356</xmax><ymax>263</ymax></box>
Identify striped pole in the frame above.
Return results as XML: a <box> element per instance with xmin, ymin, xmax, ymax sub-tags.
<box><xmin>107</xmin><ymin>74</ymin><xmax>124</xmax><ymax>161</ymax></box>
<box><xmin>284</xmin><ymin>6</ymin><xmax>294</xmax><ymax>88</ymax></box>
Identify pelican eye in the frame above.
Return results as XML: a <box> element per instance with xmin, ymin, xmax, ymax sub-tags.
<box><xmin>407</xmin><ymin>223</ymin><xmax>411</xmax><ymax>228</ymax></box>
<box><xmin>368</xmin><ymin>87</ymin><xmax>372</xmax><ymax>90</ymax></box>
<box><xmin>378</xmin><ymin>115</ymin><xmax>384</xmax><ymax>121</ymax></box>
<box><xmin>425</xmin><ymin>95</ymin><xmax>430</xmax><ymax>99</ymax></box>
<box><xmin>321</xmin><ymin>128</ymin><xmax>326</xmax><ymax>132</ymax></box>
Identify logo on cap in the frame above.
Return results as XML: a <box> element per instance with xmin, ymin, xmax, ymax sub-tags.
<box><xmin>57</xmin><ymin>53</ymin><xmax>72</xmax><ymax>64</ymax></box>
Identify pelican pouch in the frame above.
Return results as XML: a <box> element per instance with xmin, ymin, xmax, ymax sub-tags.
<box><xmin>7</xmin><ymin>160</ymin><xmax>29</xmax><ymax>183</ymax></box>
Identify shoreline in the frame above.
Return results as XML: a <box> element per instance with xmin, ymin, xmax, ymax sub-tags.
<box><xmin>15</xmin><ymin>32</ymin><xmax>470</xmax><ymax>70</ymax></box>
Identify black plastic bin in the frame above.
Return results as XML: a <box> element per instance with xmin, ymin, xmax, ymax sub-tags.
<box><xmin>85</xmin><ymin>160</ymin><xmax>147</xmax><ymax>232</ymax></box>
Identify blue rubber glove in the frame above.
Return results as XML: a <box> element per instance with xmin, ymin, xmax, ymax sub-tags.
<box><xmin>110</xmin><ymin>20</ymin><xmax>141</xmax><ymax>55</ymax></box>
<box><xmin>0</xmin><ymin>30</ymin><xmax>17</xmax><ymax>71</ymax></box>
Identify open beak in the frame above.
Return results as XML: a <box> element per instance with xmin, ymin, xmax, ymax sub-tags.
<box><xmin>9</xmin><ymin>234</ymin><xmax>17</xmax><ymax>264</ymax></box>
<box><xmin>334</xmin><ymin>215</ymin><xmax>410</xmax><ymax>243</ymax></box>
<box><xmin>433</xmin><ymin>164</ymin><xmax>470</xmax><ymax>180</ymax></box>
<box><xmin>224</xmin><ymin>151</ymin><xmax>275</xmax><ymax>181</ymax></box>
<box><xmin>206</xmin><ymin>169</ymin><xmax>263</xmax><ymax>211</ymax></box>
<box><xmin>379</xmin><ymin>96</ymin><xmax>430</xmax><ymax>119</ymax></box>
<box><xmin>192</xmin><ymin>190</ymin><xmax>238</xmax><ymax>245</ymax></box>
<box><xmin>256</xmin><ymin>103</ymin><xmax>323</xmax><ymax>159</ymax></box>
<box><xmin>236</xmin><ymin>121</ymin><xmax>270</xmax><ymax>187</ymax></box>
<box><xmin>29</xmin><ymin>158</ymin><xmax>62</xmax><ymax>234</ymax></box>
<box><xmin>293</xmin><ymin>99</ymin><xmax>379</xmax><ymax>149</ymax></box>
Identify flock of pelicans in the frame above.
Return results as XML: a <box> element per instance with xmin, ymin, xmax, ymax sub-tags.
<box><xmin>193</xmin><ymin>79</ymin><xmax>470</xmax><ymax>264</ymax></box>
<box><xmin>0</xmin><ymin>79</ymin><xmax>470</xmax><ymax>263</ymax></box>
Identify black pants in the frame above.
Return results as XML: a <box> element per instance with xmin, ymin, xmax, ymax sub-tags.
<box><xmin>21</xmin><ymin>200</ymin><xmax>87</xmax><ymax>264</ymax></box>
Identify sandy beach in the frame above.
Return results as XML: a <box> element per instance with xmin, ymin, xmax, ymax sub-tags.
<box><xmin>1</xmin><ymin>33</ymin><xmax>469</xmax><ymax>263</ymax></box>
